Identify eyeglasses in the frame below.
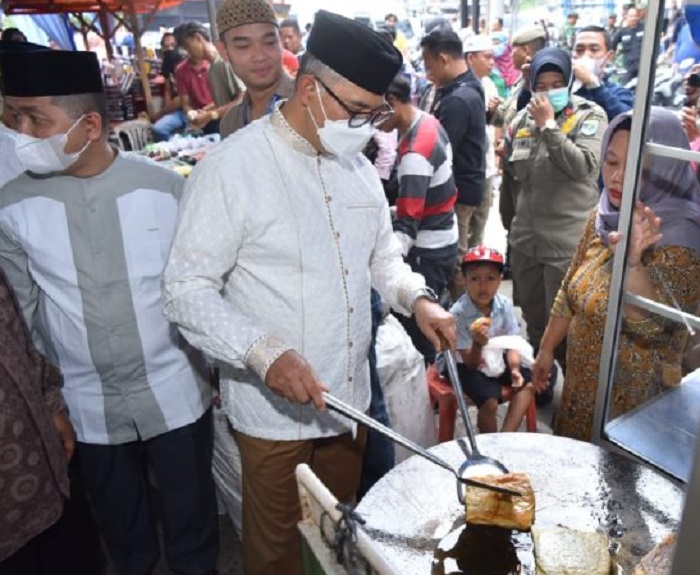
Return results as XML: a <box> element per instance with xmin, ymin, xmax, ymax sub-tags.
<box><xmin>316</xmin><ymin>78</ymin><xmax>394</xmax><ymax>128</ymax></box>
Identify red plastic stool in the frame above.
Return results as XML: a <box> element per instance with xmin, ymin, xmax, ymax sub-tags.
<box><xmin>426</xmin><ymin>363</ymin><xmax>537</xmax><ymax>443</ymax></box>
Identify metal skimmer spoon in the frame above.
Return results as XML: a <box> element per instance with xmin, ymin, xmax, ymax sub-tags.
<box><xmin>324</xmin><ymin>393</ymin><xmax>521</xmax><ymax>498</ymax></box>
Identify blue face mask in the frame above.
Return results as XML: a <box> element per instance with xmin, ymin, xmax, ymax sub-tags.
<box><xmin>546</xmin><ymin>87</ymin><xmax>570</xmax><ymax>112</ymax></box>
<box><xmin>493</xmin><ymin>43</ymin><xmax>506</xmax><ymax>58</ymax></box>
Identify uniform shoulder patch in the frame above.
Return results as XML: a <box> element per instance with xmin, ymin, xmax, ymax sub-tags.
<box><xmin>580</xmin><ymin>119</ymin><xmax>600</xmax><ymax>136</ymax></box>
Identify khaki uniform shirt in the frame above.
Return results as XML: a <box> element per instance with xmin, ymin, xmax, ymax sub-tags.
<box><xmin>220</xmin><ymin>73</ymin><xmax>295</xmax><ymax>139</ymax></box>
<box><xmin>506</xmin><ymin>95</ymin><xmax>608</xmax><ymax>259</ymax></box>
<box><xmin>492</xmin><ymin>76</ymin><xmax>524</xmax><ymax>130</ymax></box>
<box><xmin>493</xmin><ymin>77</ymin><xmax>524</xmax><ymax>230</ymax></box>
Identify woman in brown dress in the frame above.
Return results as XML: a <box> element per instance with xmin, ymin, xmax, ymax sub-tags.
<box><xmin>532</xmin><ymin>107</ymin><xmax>700</xmax><ymax>441</ymax></box>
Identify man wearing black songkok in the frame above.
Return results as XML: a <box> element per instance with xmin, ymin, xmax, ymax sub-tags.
<box><xmin>0</xmin><ymin>49</ymin><xmax>219</xmax><ymax>575</ymax></box>
<box><xmin>163</xmin><ymin>10</ymin><xmax>457</xmax><ymax>575</ymax></box>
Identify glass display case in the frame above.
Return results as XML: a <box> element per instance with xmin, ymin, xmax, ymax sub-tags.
<box><xmin>588</xmin><ymin>0</ymin><xmax>700</xmax><ymax>571</ymax></box>
<box><xmin>591</xmin><ymin>0</ymin><xmax>700</xmax><ymax>484</ymax></box>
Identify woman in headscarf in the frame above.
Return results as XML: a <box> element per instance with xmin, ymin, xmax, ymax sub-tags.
<box><xmin>506</xmin><ymin>47</ymin><xmax>607</xmax><ymax>406</ymax></box>
<box><xmin>492</xmin><ymin>31</ymin><xmax>519</xmax><ymax>91</ymax></box>
<box><xmin>532</xmin><ymin>107</ymin><xmax>700</xmax><ymax>442</ymax></box>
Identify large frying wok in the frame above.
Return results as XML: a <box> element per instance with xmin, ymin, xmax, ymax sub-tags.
<box><xmin>355</xmin><ymin>434</ymin><xmax>683</xmax><ymax>574</ymax></box>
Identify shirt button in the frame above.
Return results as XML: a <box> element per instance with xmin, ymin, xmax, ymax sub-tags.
<box><xmin>344</xmin><ymin>269</ymin><xmax>350</xmax><ymax>276</ymax></box>
<box><xmin>349</xmin><ymin>307</ymin><xmax>354</xmax><ymax>314</ymax></box>
<box><xmin>348</xmin><ymin>376</ymin><xmax>353</xmax><ymax>383</ymax></box>
<box><xmin>349</xmin><ymin>341</ymin><xmax>353</xmax><ymax>349</ymax></box>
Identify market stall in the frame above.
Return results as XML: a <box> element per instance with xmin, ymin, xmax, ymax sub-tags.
<box><xmin>1</xmin><ymin>0</ymin><xmax>187</xmax><ymax>116</ymax></box>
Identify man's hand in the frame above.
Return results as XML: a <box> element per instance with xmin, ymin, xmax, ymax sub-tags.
<box><xmin>413</xmin><ymin>298</ymin><xmax>456</xmax><ymax>351</ymax></box>
<box><xmin>265</xmin><ymin>350</ymin><xmax>329</xmax><ymax>410</ymax></box>
<box><xmin>495</xmin><ymin>139</ymin><xmax>508</xmax><ymax>159</ymax></box>
<box><xmin>52</xmin><ymin>413</ymin><xmax>76</xmax><ymax>462</ymax></box>
<box><xmin>531</xmin><ymin>349</ymin><xmax>554</xmax><ymax>393</ymax></box>
<box><xmin>189</xmin><ymin>110</ymin><xmax>210</xmax><ymax>129</ymax></box>
<box><xmin>572</xmin><ymin>58</ymin><xmax>598</xmax><ymax>87</ymax></box>
<box><xmin>528</xmin><ymin>94</ymin><xmax>555</xmax><ymax>128</ymax></box>
<box><xmin>487</xmin><ymin>96</ymin><xmax>502</xmax><ymax>114</ymax></box>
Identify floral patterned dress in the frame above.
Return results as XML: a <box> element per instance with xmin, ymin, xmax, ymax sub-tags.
<box><xmin>551</xmin><ymin>211</ymin><xmax>700</xmax><ymax>441</ymax></box>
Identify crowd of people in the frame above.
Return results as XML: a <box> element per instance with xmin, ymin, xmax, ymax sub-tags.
<box><xmin>1</xmin><ymin>0</ymin><xmax>700</xmax><ymax>574</ymax></box>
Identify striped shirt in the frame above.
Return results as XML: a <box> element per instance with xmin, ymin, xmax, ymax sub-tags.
<box><xmin>393</xmin><ymin>111</ymin><xmax>458</xmax><ymax>257</ymax></box>
<box><xmin>0</xmin><ymin>153</ymin><xmax>210</xmax><ymax>445</ymax></box>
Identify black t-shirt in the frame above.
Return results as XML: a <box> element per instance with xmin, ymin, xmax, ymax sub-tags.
<box><xmin>432</xmin><ymin>71</ymin><xmax>486</xmax><ymax>206</ymax></box>
<box><xmin>161</xmin><ymin>49</ymin><xmax>184</xmax><ymax>98</ymax></box>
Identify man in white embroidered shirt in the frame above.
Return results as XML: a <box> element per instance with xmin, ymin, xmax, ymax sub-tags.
<box><xmin>163</xmin><ymin>10</ymin><xmax>456</xmax><ymax>575</ymax></box>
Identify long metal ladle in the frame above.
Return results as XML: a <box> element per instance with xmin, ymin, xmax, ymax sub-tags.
<box><xmin>324</xmin><ymin>393</ymin><xmax>521</xmax><ymax>498</ymax></box>
<box><xmin>442</xmin><ymin>348</ymin><xmax>510</xmax><ymax>474</ymax></box>
<box><xmin>441</xmin><ymin>348</ymin><xmax>511</xmax><ymax>503</ymax></box>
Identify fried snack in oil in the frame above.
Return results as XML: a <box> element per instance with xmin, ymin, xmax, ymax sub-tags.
<box><xmin>632</xmin><ymin>533</ymin><xmax>676</xmax><ymax>575</ymax></box>
<box><xmin>532</xmin><ymin>526</ymin><xmax>611</xmax><ymax>575</ymax></box>
<box><xmin>465</xmin><ymin>472</ymin><xmax>535</xmax><ymax>531</ymax></box>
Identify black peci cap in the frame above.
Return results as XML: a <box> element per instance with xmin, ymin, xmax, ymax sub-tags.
<box><xmin>306</xmin><ymin>10</ymin><xmax>402</xmax><ymax>96</ymax></box>
<box><xmin>1</xmin><ymin>49</ymin><xmax>104</xmax><ymax>97</ymax></box>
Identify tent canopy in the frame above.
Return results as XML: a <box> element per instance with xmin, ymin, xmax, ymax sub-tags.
<box><xmin>1</xmin><ymin>0</ymin><xmax>186</xmax><ymax>15</ymax></box>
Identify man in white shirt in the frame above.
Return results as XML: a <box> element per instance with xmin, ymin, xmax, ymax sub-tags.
<box><xmin>0</xmin><ymin>49</ymin><xmax>217</xmax><ymax>575</ymax></box>
<box><xmin>0</xmin><ymin>39</ymin><xmax>47</xmax><ymax>189</ymax></box>
<box><xmin>163</xmin><ymin>10</ymin><xmax>456</xmax><ymax>575</ymax></box>
<box><xmin>463</xmin><ymin>34</ymin><xmax>500</xmax><ymax>247</ymax></box>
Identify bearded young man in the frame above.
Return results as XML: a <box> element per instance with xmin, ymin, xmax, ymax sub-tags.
<box><xmin>163</xmin><ymin>11</ymin><xmax>456</xmax><ymax>575</ymax></box>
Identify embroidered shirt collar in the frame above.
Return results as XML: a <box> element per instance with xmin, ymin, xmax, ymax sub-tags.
<box><xmin>269</xmin><ymin>102</ymin><xmax>319</xmax><ymax>157</ymax></box>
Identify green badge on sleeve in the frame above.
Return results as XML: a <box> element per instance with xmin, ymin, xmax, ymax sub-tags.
<box><xmin>580</xmin><ymin>119</ymin><xmax>599</xmax><ymax>136</ymax></box>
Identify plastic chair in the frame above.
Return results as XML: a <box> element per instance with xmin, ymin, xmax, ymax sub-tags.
<box><xmin>426</xmin><ymin>363</ymin><xmax>537</xmax><ymax>443</ymax></box>
<box><xmin>113</xmin><ymin>119</ymin><xmax>153</xmax><ymax>151</ymax></box>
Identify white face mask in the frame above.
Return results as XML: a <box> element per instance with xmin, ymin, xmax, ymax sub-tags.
<box><xmin>309</xmin><ymin>82</ymin><xmax>376</xmax><ymax>158</ymax></box>
<box><xmin>572</xmin><ymin>55</ymin><xmax>606</xmax><ymax>92</ymax></box>
<box><xmin>15</xmin><ymin>116</ymin><xmax>90</xmax><ymax>174</ymax></box>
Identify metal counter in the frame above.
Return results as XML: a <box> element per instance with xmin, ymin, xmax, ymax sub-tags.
<box><xmin>605</xmin><ymin>372</ymin><xmax>700</xmax><ymax>482</ymax></box>
<box><xmin>356</xmin><ymin>434</ymin><xmax>684</xmax><ymax>574</ymax></box>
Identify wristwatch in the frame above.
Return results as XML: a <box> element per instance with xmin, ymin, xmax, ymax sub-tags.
<box><xmin>543</xmin><ymin>118</ymin><xmax>557</xmax><ymax>131</ymax></box>
<box><xmin>411</xmin><ymin>286</ymin><xmax>439</xmax><ymax>309</ymax></box>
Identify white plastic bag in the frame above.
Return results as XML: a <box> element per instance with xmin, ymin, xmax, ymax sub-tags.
<box><xmin>375</xmin><ymin>315</ymin><xmax>437</xmax><ymax>463</ymax></box>
<box><xmin>211</xmin><ymin>406</ymin><xmax>243</xmax><ymax>537</ymax></box>
<box><xmin>478</xmin><ymin>335</ymin><xmax>534</xmax><ymax>378</ymax></box>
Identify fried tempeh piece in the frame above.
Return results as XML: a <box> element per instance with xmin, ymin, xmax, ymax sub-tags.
<box><xmin>465</xmin><ymin>472</ymin><xmax>535</xmax><ymax>531</ymax></box>
<box><xmin>632</xmin><ymin>533</ymin><xmax>677</xmax><ymax>575</ymax></box>
<box><xmin>532</xmin><ymin>526</ymin><xmax>611</xmax><ymax>575</ymax></box>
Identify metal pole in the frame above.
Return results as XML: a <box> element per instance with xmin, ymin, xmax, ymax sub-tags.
<box><xmin>473</xmin><ymin>0</ymin><xmax>480</xmax><ymax>34</ymax></box>
<box><xmin>671</xmin><ymin>418</ymin><xmax>700</xmax><ymax>575</ymax></box>
<box><xmin>461</xmin><ymin>0</ymin><xmax>469</xmax><ymax>29</ymax></box>
<box><xmin>205</xmin><ymin>0</ymin><xmax>219</xmax><ymax>39</ymax></box>
<box><xmin>127</xmin><ymin>1</ymin><xmax>154</xmax><ymax>117</ymax></box>
<box><xmin>98</xmin><ymin>7</ymin><xmax>114</xmax><ymax>60</ymax></box>
<box><xmin>592</xmin><ymin>0</ymin><xmax>662</xmax><ymax>443</ymax></box>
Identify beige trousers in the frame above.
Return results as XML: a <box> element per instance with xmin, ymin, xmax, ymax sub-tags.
<box><xmin>468</xmin><ymin>177</ymin><xmax>494</xmax><ymax>249</ymax></box>
<box><xmin>455</xmin><ymin>203</ymin><xmax>476</xmax><ymax>263</ymax></box>
<box><xmin>234</xmin><ymin>428</ymin><xmax>366</xmax><ymax>575</ymax></box>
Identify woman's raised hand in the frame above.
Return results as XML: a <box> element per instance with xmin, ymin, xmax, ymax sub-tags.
<box><xmin>608</xmin><ymin>202</ymin><xmax>663</xmax><ymax>266</ymax></box>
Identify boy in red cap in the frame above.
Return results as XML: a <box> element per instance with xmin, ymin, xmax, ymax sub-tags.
<box><xmin>449</xmin><ymin>245</ymin><xmax>536</xmax><ymax>433</ymax></box>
